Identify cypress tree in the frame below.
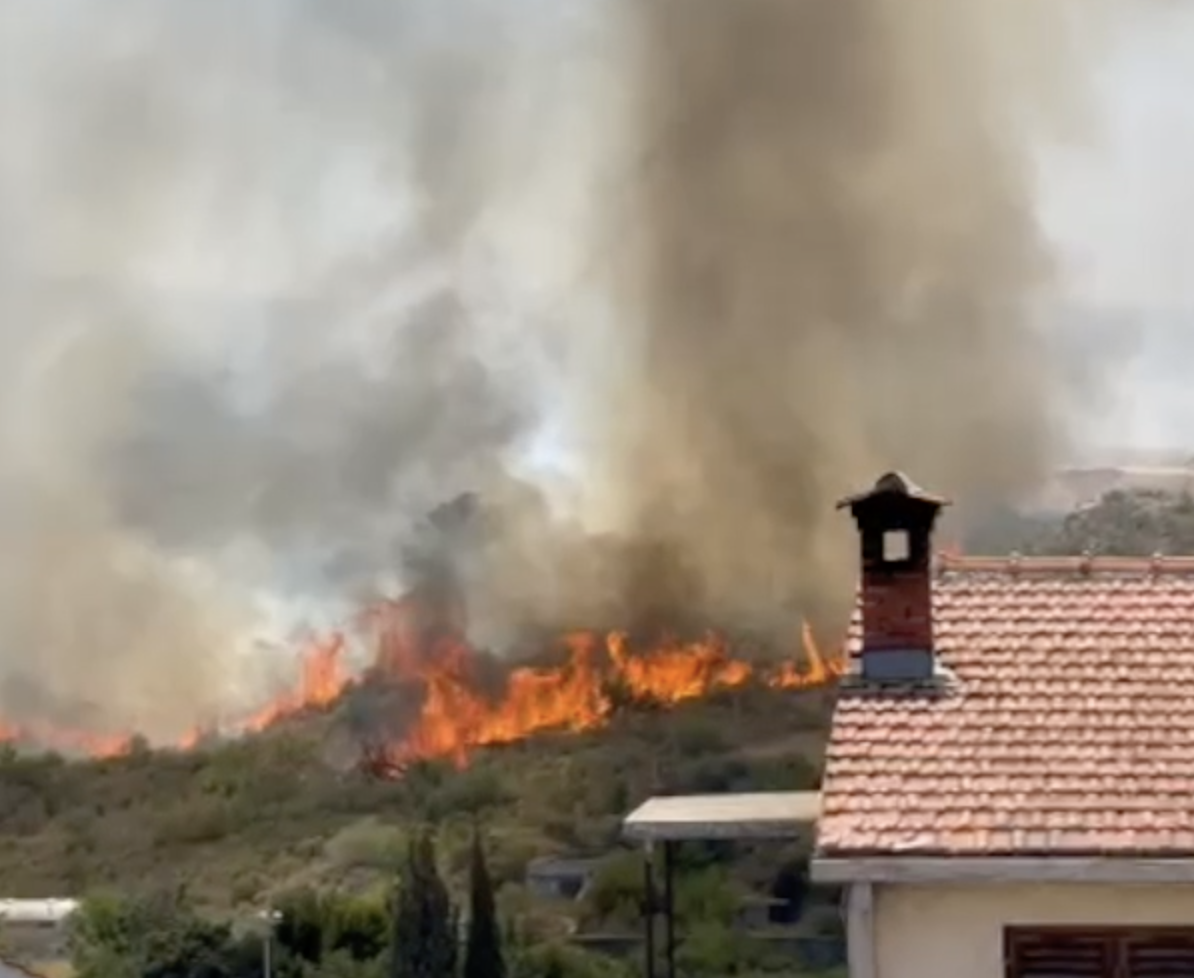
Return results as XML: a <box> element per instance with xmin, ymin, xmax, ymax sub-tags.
<box><xmin>463</xmin><ymin>829</ymin><xmax>505</xmax><ymax>978</ymax></box>
<box><xmin>391</xmin><ymin>828</ymin><xmax>458</xmax><ymax>978</ymax></box>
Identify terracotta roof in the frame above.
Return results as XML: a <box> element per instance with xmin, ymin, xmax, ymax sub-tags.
<box><xmin>817</xmin><ymin>554</ymin><xmax>1194</xmax><ymax>858</ymax></box>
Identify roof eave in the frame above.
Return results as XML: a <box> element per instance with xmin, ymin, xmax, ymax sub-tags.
<box><xmin>812</xmin><ymin>853</ymin><xmax>1194</xmax><ymax>885</ymax></box>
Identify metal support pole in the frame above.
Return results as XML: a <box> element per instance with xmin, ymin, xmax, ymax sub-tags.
<box><xmin>643</xmin><ymin>843</ymin><xmax>656</xmax><ymax>978</ymax></box>
<box><xmin>663</xmin><ymin>841</ymin><xmax>677</xmax><ymax>978</ymax></box>
<box><xmin>261</xmin><ymin>906</ymin><xmax>280</xmax><ymax>978</ymax></box>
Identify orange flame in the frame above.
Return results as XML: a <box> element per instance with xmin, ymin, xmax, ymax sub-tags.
<box><xmin>0</xmin><ymin>719</ymin><xmax>133</xmax><ymax>759</ymax></box>
<box><xmin>241</xmin><ymin>634</ymin><xmax>348</xmax><ymax>735</ymax></box>
<box><xmin>368</xmin><ymin>607</ymin><xmax>845</xmax><ymax>773</ymax></box>
<box><xmin>0</xmin><ymin>594</ymin><xmax>845</xmax><ymax>768</ymax></box>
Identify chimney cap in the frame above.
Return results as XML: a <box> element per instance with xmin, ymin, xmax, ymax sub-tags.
<box><xmin>835</xmin><ymin>470</ymin><xmax>951</xmax><ymax>511</ymax></box>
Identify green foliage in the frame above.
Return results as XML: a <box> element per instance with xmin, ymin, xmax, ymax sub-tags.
<box><xmin>304</xmin><ymin>949</ymin><xmax>387</xmax><ymax>978</ymax></box>
<box><xmin>36</xmin><ymin>648</ymin><xmax>864</xmax><ymax>978</ymax></box>
<box><xmin>583</xmin><ymin>858</ymin><xmax>740</xmax><ymax>933</ymax></box>
<box><xmin>420</xmin><ymin>767</ymin><xmax>514</xmax><ymax>821</ymax></box>
<box><xmin>329</xmin><ymin>894</ymin><xmax>391</xmax><ymax>962</ymax></box>
<box><xmin>509</xmin><ymin>943</ymin><xmax>632</xmax><ymax>978</ymax></box>
<box><xmin>69</xmin><ymin>887</ymin><xmax>392</xmax><ymax>978</ymax></box>
<box><xmin>69</xmin><ymin>889</ymin><xmax>247</xmax><ymax>978</ymax></box>
<box><xmin>391</xmin><ymin>829</ymin><xmax>458</xmax><ymax>978</ymax></box>
<box><xmin>275</xmin><ymin>888</ymin><xmax>390</xmax><ymax>968</ymax></box>
<box><xmin>676</xmin><ymin>922</ymin><xmax>761</xmax><ymax>976</ymax></box>
<box><xmin>0</xmin><ymin>681</ymin><xmax>836</xmax><ymax>904</ymax></box>
<box><xmin>326</xmin><ymin>820</ymin><xmax>407</xmax><ymax>872</ymax></box>
<box><xmin>675</xmin><ymin>867</ymin><xmax>739</xmax><ymax>928</ymax></box>
<box><xmin>464</xmin><ymin>831</ymin><xmax>506</xmax><ymax>978</ymax></box>
<box><xmin>277</xmin><ymin>889</ymin><xmax>328</xmax><ymax>963</ymax></box>
<box><xmin>581</xmin><ymin>853</ymin><xmax>643</xmax><ymax>929</ymax></box>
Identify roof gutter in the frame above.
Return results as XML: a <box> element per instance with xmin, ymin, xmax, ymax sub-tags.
<box><xmin>812</xmin><ymin>856</ymin><xmax>1194</xmax><ymax>885</ymax></box>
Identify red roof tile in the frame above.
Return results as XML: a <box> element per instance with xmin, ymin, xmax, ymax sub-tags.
<box><xmin>816</xmin><ymin>554</ymin><xmax>1194</xmax><ymax>858</ymax></box>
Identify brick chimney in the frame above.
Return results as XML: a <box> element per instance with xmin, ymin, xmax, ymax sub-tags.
<box><xmin>836</xmin><ymin>471</ymin><xmax>949</xmax><ymax>681</ymax></box>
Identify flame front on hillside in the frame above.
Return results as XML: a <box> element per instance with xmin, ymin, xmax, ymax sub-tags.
<box><xmin>0</xmin><ymin>597</ymin><xmax>843</xmax><ymax>771</ymax></box>
<box><xmin>351</xmin><ymin>603</ymin><xmax>842</xmax><ymax>775</ymax></box>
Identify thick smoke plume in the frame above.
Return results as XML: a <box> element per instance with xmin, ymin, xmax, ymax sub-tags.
<box><xmin>0</xmin><ymin>0</ymin><xmax>1119</xmax><ymax>742</ymax></box>
<box><xmin>361</xmin><ymin>0</ymin><xmax>1117</xmax><ymax>646</ymax></box>
<box><xmin>0</xmin><ymin>0</ymin><xmax>574</xmax><ymax>740</ymax></box>
<box><xmin>574</xmin><ymin>0</ymin><xmax>1112</xmax><ymax>635</ymax></box>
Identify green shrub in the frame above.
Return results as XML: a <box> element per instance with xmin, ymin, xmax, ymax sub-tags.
<box><xmin>325</xmin><ymin>820</ymin><xmax>406</xmax><ymax>872</ymax></box>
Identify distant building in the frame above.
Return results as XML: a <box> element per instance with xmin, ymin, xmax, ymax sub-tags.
<box><xmin>0</xmin><ymin>901</ymin><xmax>78</xmax><ymax>961</ymax></box>
<box><xmin>525</xmin><ymin>857</ymin><xmax>601</xmax><ymax>901</ymax></box>
<box><xmin>0</xmin><ymin>960</ymin><xmax>49</xmax><ymax>978</ymax></box>
<box><xmin>735</xmin><ymin>895</ymin><xmax>792</xmax><ymax>931</ymax></box>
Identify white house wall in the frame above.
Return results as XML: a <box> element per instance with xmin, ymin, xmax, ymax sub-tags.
<box><xmin>871</xmin><ymin>881</ymin><xmax>1194</xmax><ymax>978</ymax></box>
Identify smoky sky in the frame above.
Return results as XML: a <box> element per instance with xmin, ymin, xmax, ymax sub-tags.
<box><xmin>575</xmin><ymin>0</ymin><xmax>1116</xmax><ymax>635</ymax></box>
<box><xmin>0</xmin><ymin>0</ymin><xmax>583</xmax><ymax>738</ymax></box>
<box><xmin>0</xmin><ymin>0</ymin><xmax>1131</xmax><ymax>740</ymax></box>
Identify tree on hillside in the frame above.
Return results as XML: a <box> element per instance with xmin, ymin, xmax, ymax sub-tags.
<box><xmin>307</xmin><ymin>950</ymin><xmax>387</xmax><ymax>978</ymax></box>
<box><xmin>276</xmin><ymin>889</ymin><xmax>388</xmax><ymax>968</ymax></box>
<box><xmin>962</xmin><ymin>489</ymin><xmax>1194</xmax><ymax>557</ymax></box>
<box><xmin>391</xmin><ymin>828</ymin><xmax>458</xmax><ymax>978</ymax></box>
<box><xmin>1041</xmin><ymin>489</ymin><xmax>1194</xmax><ymax>556</ymax></box>
<box><xmin>464</xmin><ymin>829</ymin><xmax>506</xmax><ymax>978</ymax></box>
<box><xmin>508</xmin><ymin>943</ymin><xmax>632</xmax><ymax>978</ymax></box>
<box><xmin>70</xmin><ymin>890</ymin><xmax>250</xmax><ymax>978</ymax></box>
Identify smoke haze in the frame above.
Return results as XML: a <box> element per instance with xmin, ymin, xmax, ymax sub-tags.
<box><xmin>0</xmin><ymin>0</ymin><xmax>601</xmax><ymax>738</ymax></box>
<box><xmin>579</xmin><ymin>0</ymin><xmax>1113</xmax><ymax>634</ymax></box>
<box><xmin>0</xmin><ymin>0</ymin><xmax>1127</xmax><ymax>740</ymax></box>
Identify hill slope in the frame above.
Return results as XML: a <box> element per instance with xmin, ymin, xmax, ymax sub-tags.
<box><xmin>0</xmin><ymin>685</ymin><xmax>831</xmax><ymax>908</ymax></box>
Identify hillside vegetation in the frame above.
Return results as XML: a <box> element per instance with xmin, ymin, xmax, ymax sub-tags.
<box><xmin>0</xmin><ymin>686</ymin><xmax>830</xmax><ymax>907</ymax></box>
<box><xmin>2</xmin><ymin>486</ymin><xmax>1188</xmax><ymax>978</ymax></box>
<box><xmin>3</xmin><ymin>485</ymin><xmax>1189</xmax><ymax>904</ymax></box>
<box><xmin>964</xmin><ymin>486</ymin><xmax>1194</xmax><ymax>556</ymax></box>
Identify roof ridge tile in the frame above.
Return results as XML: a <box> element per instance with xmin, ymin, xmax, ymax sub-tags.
<box><xmin>935</xmin><ymin>553</ymin><xmax>1194</xmax><ymax>576</ymax></box>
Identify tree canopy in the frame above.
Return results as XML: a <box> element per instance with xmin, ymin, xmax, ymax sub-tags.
<box><xmin>464</xmin><ymin>829</ymin><xmax>505</xmax><ymax>978</ymax></box>
<box><xmin>965</xmin><ymin>489</ymin><xmax>1194</xmax><ymax>557</ymax></box>
<box><xmin>391</xmin><ymin>829</ymin><xmax>458</xmax><ymax>978</ymax></box>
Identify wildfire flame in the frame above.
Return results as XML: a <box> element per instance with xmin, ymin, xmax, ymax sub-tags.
<box><xmin>362</xmin><ymin>608</ymin><xmax>844</xmax><ymax>774</ymax></box>
<box><xmin>0</xmin><ymin>595</ymin><xmax>844</xmax><ymax>770</ymax></box>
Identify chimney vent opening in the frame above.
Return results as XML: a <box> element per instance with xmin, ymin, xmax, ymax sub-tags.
<box><xmin>882</xmin><ymin>529</ymin><xmax>910</xmax><ymax>563</ymax></box>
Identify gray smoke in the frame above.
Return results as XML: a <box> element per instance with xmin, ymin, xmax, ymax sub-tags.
<box><xmin>361</xmin><ymin>0</ymin><xmax>1121</xmax><ymax>647</ymax></box>
<box><xmin>576</xmin><ymin>0</ymin><xmax>1115</xmax><ymax>635</ymax></box>
<box><xmin>0</xmin><ymin>0</ymin><xmax>607</xmax><ymax>739</ymax></box>
<box><xmin>0</xmin><ymin>0</ymin><xmax>1126</xmax><ymax>741</ymax></box>
<box><xmin>443</xmin><ymin>0</ymin><xmax>1119</xmax><ymax>643</ymax></box>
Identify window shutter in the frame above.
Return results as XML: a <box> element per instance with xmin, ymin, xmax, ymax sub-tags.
<box><xmin>1125</xmin><ymin>932</ymin><xmax>1194</xmax><ymax>977</ymax></box>
<box><xmin>1008</xmin><ymin>932</ymin><xmax>1111</xmax><ymax>977</ymax></box>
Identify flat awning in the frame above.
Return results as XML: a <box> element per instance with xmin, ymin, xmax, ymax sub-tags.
<box><xmin>622</xmin><ymin>791</ymin><xmax>821</xmax><ymax>842</ymax></box>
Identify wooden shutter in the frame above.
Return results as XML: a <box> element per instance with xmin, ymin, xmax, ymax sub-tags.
<box><xmin>1124</xmin><ymin>932</ymin><xmax>1194</xmax><ymax>978</ymax></box>
<box><xmin>1007</xmin><ymin>927</ymin><xmax>1194</xmax><ymax>978</ymax></box>
<box><xmin>1006</xmin><ymin>930</ymin><xmax>1112</xmax><ymax>977</ymax></box>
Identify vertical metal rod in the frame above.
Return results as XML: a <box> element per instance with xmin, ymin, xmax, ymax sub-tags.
<box><xmin>262</xmin><ymin>906</ymin><xmax>278</xmax><ymax>978</ymax></box>
<box><xmin>643</xmin><ymin>844</ymin><xmax>656</xmax><ymax>978</ymax></box>
<box><xmin>663</xmin><ymin>842</ymin><xmax>677</xmax><ymax>978</ymax></box>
